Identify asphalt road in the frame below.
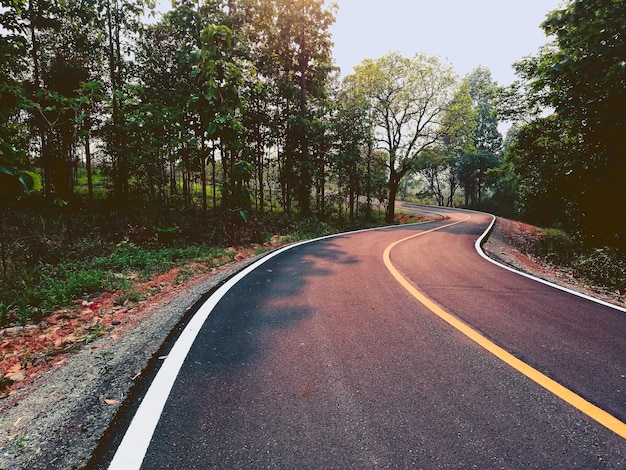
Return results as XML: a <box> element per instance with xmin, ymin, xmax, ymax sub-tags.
<box><xmin>99</xmin><ymin>208</ymin><xmax>626</xmax><ymax>469</ymax></box>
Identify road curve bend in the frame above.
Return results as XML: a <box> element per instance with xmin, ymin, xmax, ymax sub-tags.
<box><xmin>96</xmin><ymin>207</ymin><xmax>625</xmax><ymax>469</ymax></box>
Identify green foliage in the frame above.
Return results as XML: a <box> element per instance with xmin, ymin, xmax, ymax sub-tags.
<box><xmin>503</xmin><ymin>116</ymin><xmax>574</xmax><ymax>229</ymax></box>
<box><xmin>501</xmin><ymin>0</ymin><xmax>626</xmax><ymax>248</ymax></box>
<box><xmin>525</xmin><ymin>228</ymin><xmax>626</xmax><ymax>294</ymax></box>
<box><xmin>284</xmin><ymin>217</ymin><xmax>338</xmax><ymax>242</ymax></box>
<box><xmin>575</xmin><ymin>248</ymin><xmax>626</xmax><ymax>294</ymax></box>
<box><xmin>0</xmin><ymin>264</ymin><xmax>119</xmax><ymax>324</ymax></box>
<box><xmin>0</xmin><ymin>147</ymin><xmax>36</xmax><ymax>202</ymax></box>
<box><xmin>537</xmin><ymin>0</ymin><xmax>626</xmax><ymax>136</ymax></box>
<box><xmin>93</xmin><ymin>240</ymin><xmax>229</xmax><ymax>279</ymax></box>
<box><xmin>528</xmin><ymin>228</ymin><xmax>580</xmax><ymax>266</ymax></box>
<box><xmin>346</xmin><ymin>52</ymin><xmax>459</xmax><ymax>222</ymax></box>
<box><xmin>0</xmin><ymin>237</ymin><xmax>237</xmax><ymax>325</ymax></box>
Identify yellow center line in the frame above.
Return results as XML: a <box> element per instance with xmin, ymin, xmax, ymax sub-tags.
<box><xmin>383</xmin><ymin>215</ymin><xmax>626</xmax><ymax>440</ymax></box>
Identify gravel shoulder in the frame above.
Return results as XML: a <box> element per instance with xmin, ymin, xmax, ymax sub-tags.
<box><xmin>0</xmin><ymin>255</ymin><xmax>265</xmax><ymax>470</ymax></box>
<box><xmin>0</xmin><ymin>217</ymin><xmax>623</xmax><ymax>469</ymax></box>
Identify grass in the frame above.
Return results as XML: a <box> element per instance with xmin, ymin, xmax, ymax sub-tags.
<box><xmin>0</xmin><ymin>241</ymin><xmax>241</xmax><ymax>327</ymax></box>
<box><xmin>0</xmin><ymin>203</ymin><xmax>433</xmax><ymax>328</ymax></box>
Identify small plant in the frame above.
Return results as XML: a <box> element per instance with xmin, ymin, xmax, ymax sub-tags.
<box><xmin>19</xmin><ymin>349</ymin><xmax>34</xmax><ymax>370</ymax></box>
<box><xmin>84</xmin><ymin>323</ymin><xmax>107</xmax><ymax>344</ymax></box>
<box><xmin>14</xmin><ymin>436</ymin><xmax>28</xmax><ymax>454</ymax></box>
<box><xmin>114</xmin><ymin>288</ymin><xmax>144</xmax><ymax>306</ymax></box>
<box><xmin>174</xmin><ymin>267</ymin><xmax>195</xmax><ymax>284</ymax></box>
<box><xmin>0</xmin><ymin>375</ymin><xmax>14</xmax><ymax>391</ymax></box>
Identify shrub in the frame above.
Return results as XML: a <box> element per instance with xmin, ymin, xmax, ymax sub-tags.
<box><xmin>574</xmin><ymin>247</ymin><xmax>626</xmax><ymax>293</ymax></box>
<box><xmin>528</xmin><ymin>228</ymin><xmax>580</xmax><ymax>266</ymax></box>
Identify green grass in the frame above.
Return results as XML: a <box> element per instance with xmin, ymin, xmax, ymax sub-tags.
<box><xmin>0</xmin><ymin>206</ymin><xmax>436</xmax><ymax>328</ymax></box>
<box><xmin>0</xmin><ymin>241</ymin><xmax>237</xmax><ymax>327</ymax></box>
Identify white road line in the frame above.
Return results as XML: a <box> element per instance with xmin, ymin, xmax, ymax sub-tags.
<box><xmin>475</xmin><ymin>215</ymin><xmax>626</xmax><ymax>314</ymax></box>
<box><xmin>109</xmin><ymin>206</ymin><xmax>623</xmax><ymax>469</ymax></box>
<box><xmin>108</xmin><ymin>240</ymin><xmax>311</xmax><ymax>469</ymax></box>
<box><xmin>108</xmin><ymin>224</ymin><xmax>402</xmax><ymax>469</ymax></box>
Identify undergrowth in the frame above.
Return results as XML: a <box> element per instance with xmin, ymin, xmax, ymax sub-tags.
<box><xmin>0</xmin><ymin>242</ymin><xmax>237</xmax><ymax>326</ymax></box>
<box><xmin>0</xmin><ymin>205</ymin><xmax>414</xmax><ymax>328</ymax></box>
<box><xmin>526</xmin><ymin>228</ymin><xmax>626</xmax><ymax>294</ymax></box>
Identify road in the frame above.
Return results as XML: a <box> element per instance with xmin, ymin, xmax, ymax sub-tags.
<box><xmin>96</xmin><ymin>207</ymin><xmax>625</xmax><ymax>469</ymax></box>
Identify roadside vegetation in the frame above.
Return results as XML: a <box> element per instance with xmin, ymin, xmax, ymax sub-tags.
<box><xmin>0</xmin><ymin>185</ymin><xmax>425</xmax><ymax>328</ymax></box>
<box><xmin>518</xmin><ymin>228</ymin><xmax>626</xmax><ymax>296</ymax></box>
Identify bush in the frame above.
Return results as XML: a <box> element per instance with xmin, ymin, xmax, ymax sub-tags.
<box><xmin>528</xmin><ymin>228</ymin><xmax>580</xmax><ymax>266</ymax></box>
<box><xmin>0</xmin><ymin>241</ymin><xmax>237</xmax><ymax>326</ymax></box>
<box><xmin>574</xmin><ymin>247</ymin><xmax>626</xmax><ymax>293</ymax></box>
<box><xmin>525</xmin><ymin>227</ymin><xmax>626</xmax><ymax>294</ymax></box>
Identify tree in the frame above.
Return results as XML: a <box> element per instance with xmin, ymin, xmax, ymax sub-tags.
<box><xmin>330</xmin><ymin>81</ymin><xmax>373</xmax><ymax>220</ymax></box>
<box><xmin>0</xmin><ymin>0</ymin><xmax>29</xmax><ymax>166</ymax></box>
<box><xmin>265</xmin><ymin>0</ymin><xmax>336</xmax><ymax>217</ymax></box>
<box><xmin>509</xmin><ymin>0</ymin><xmax>626</xmax><ymax>247</ymax></box>
<box><xmin>103</xmin><ymin>0</ymin><xmax>148</xmax><ymax>206</ymax></box>
<box><xmin>505</xmin><ymin>115</ymin><xmax>577</xmax><ymax>229</ymax></box>
<box><xmin>346</xmin><ymin>52</ymin><xmax>458</xmax><ymax>222</ymax></box>
<box><xmin>419</xmin><ymin>78</ymin><xmax>477</xmax><ymax>207</ymax></box>
<box><xmin>458</xmin><ymin>66</ymin><xmax>502</xmax><ymax>207</ymax></box>
<box><xmin>193</xmin><ymin>24</ymin><xmax>246</xmax><ymax>215</ymax></box>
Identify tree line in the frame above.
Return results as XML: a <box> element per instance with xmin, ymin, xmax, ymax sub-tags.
<box><xmin>1</xmin><ymin>0</ymin><xmax>624</xmax><ymax>251</ymax></box>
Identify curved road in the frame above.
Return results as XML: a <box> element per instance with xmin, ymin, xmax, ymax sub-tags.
<box><xmin>97</xmin><ymin>208</ymin><xmax>625</xmax><ymax>469</ymax></box>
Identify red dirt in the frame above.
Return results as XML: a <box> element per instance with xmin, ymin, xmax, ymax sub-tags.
<box><xmin>0</xmin><ymin>245</ymin><xmax>265</xmax><ymax>401</ymax></box>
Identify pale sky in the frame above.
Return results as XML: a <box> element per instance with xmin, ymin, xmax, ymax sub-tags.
<box><xmin>330</xmin><ymin>0</ymin><xmax>563</xmax><ymax>85</ymax></box>
<box><xmin>149</xmin><ymin>0</ymin><xmax>563</xmax><ymax>86</ymax></box>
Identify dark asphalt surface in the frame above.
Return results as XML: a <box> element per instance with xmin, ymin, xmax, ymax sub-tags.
<box><xmin>112</xmin><ymin>209</ymin><xmax>626</xmax><ymax>468</ymax></box>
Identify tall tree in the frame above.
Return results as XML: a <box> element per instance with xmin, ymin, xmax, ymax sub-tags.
<box><xmin>103</xmin><ymin>0</ymin><xmax>147</xmax><ymax>206</ymax></box>
<box><xmin>416</xmin><ymin>78</ymin><xmax>476</xmax><ymax>207</ymax></box>
<box><xmin>194</xmin><ymin>24</ymin><xmax>246</xmax><ymax>214</ymax></box>
<box><xmin>267</xmin><ymin>0</ymin><xmax>336</xmax><ymax>217</ymax></box>
<box><xmin>332</xmin><ymin>81</ymin><xmax>373</xmax><ymax>220</ymax></box>
<box><xmin>458</xmin><ymin>66</ymin><xmax>502</xmax><ymax>207</ymax></box>
<box><xmin>0</xmin><ymin>0</ymin><xmax>29</xmax><ymax>161</ymax></box>
<box><xmin>346</xmin><ymin>52</ymin><xmax>458</xmax><ymax>222</ymax></box>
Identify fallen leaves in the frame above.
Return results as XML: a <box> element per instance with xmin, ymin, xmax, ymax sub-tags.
<box><xmin>0</xmin><ymin>243</ymin><xmax>267</xmax><ymax>405</ymax></box>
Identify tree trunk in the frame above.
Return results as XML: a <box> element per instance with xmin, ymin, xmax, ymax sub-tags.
<box><xmin>201</xmin><ymin>150</ymin><xmax>207</xmax><ymax>215</ymax></box>
<box><xmin>0</xmin><ymin>210</ymin><xmax>7</xmax><ymax>276</ymax></box>
<box><xmin>211</xmin><ymin>146</ymin><xmax>217</xmax><ymax>209</ymax></box>
<box><xmin>297</xmin><ymin>36</ymin><xmax>311</xmax><ymax>218</ymax></box>
<box><xmin>386</xmin><ymin>180</ymin><xmax>399</xmax><ymax>223</ymax></box>
<box><xmin>84</xmin><ymin>113</ymin><xmax>94</xmax><ymax>207</ymax></box>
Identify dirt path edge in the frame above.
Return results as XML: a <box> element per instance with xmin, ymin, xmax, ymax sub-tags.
<box><xmin>0</xmin><ymin>255</ymin><xmax>264</xmax><ymax>470</ymax></box>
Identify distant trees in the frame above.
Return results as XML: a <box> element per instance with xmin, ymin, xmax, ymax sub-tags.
<box><xmin>6</xmin><ymin>0</ymin><xmax>620</xmax><ymax>253</ymax></box>
<box><xmin>0</xmin><ymin>0</ymin><xmax>344</xmax><ymax>219</ymax></box>
<box><xmin>0</xmin><ymin>0</ymin><xmax>513</xmax><ymax>228</ymax></box>
<box><xmin>407</xmin><ymin>66</ymin><xmax>502</xmax><ymax>210</ymax></box>
<box><xmin>457</xmin><ymin>66</ymin><xmax>503</xmax><ymax>208</ymax></box>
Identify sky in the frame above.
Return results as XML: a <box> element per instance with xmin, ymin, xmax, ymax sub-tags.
<box><xmin>148</xmin><ymin>0</ymin><xmax>563</xmax><ymax>87</ymax></box>
<box><xmin>329</xmin><ymin>0</ymin><xmax>563</xmax><ymax>85</ymax></box>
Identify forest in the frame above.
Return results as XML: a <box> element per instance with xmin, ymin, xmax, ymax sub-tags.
<box><xmin>0</xmin><ymin>0</ymin><xmax>625</xmax><ymax>324</ymax></box>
